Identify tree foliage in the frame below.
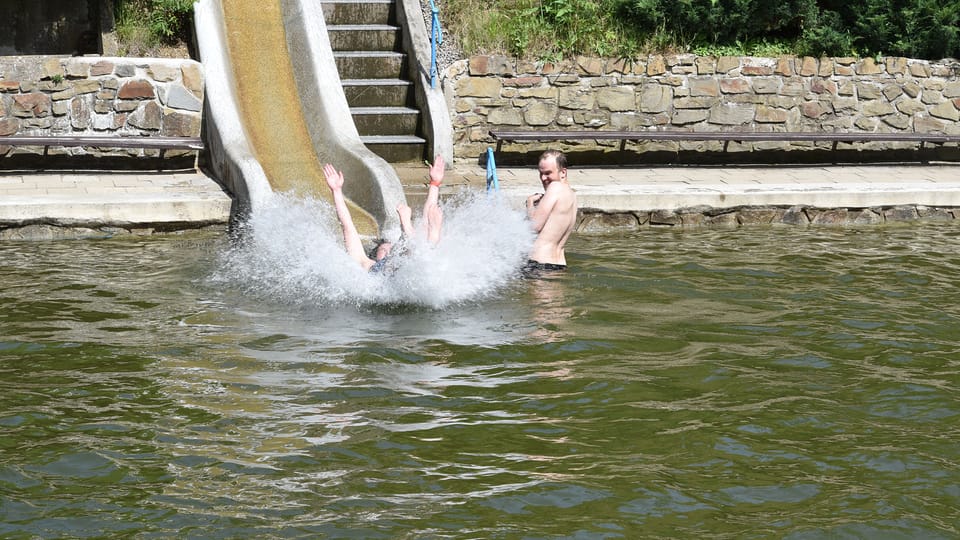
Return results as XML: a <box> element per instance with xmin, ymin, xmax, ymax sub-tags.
<box><xmin>613</xmin><ymin>0</ymin><xmax>960</xmax><ymax>58</ymax></box>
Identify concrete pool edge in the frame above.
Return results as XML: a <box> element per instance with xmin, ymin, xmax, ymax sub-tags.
<box><xmin>4</xmin><ymin>163</ymin><xmax>960</xmax><ymax>239</ymax></box>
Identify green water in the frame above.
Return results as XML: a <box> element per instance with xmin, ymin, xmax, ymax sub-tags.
<box><xmin>1</xmin><ymin>226</ymin><xmax>959</xmax><ymax>538</ymax></box>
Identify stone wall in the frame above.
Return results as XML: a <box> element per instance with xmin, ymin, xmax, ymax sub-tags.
<box><xmin>0</xmin><ymin>56</ymin><xmax>203</xmax><ymax>165</ymax></box>
<box><xmin>445</xmin><ymin>55</ymin><xmax>960</xmax><ymax>163</ymax></box>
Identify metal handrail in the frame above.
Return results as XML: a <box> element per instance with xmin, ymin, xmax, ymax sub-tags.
<box><xmin>429</xmin><ymin>0</ymin><xmax>442</xmax><ymax>88</ymax></box>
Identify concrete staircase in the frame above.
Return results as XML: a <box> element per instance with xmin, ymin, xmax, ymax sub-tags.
<box><xmin>322</xmin><ymin>0</ymin><xmax>427</xmax><ymax>163</ymax></box>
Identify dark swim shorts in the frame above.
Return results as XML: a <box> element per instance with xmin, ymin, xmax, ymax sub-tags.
<box><xmin>522</xmin><ymin>259</ymin><xmax>567</xmax><ymax>276</ymax></box>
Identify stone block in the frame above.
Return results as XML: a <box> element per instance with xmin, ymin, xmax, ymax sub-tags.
<box><xmin>856</xmin><ymin>58</ymin><xmax>883</xmax><ymax>75</ymax></box>
<box><xmin>781</xmin><ymin>81</ymin><xmax>805</xmax><ymax>96</ymax></box>
<box><xmin>775</xmin><ymin>56</ymin><xmax>795</xmax><ymax>76</ymax></box>
<box><xmin>810</xmin><ymin>78</ymin><xmax>837</xmax><ymax>95</ymax></box>
<box><xmin>649</xmin><ymin>209</ymin><xmax>679</xmax><ymax>226</ymax></box>
<box><xmin>856</xmin><ymin>83</ymin><xmax>882</xmax><ymax>100</ymax></box>
<box><xmin>572</xmin><ymin>110</ymin><xmax>608</xmax><ymax>127</ymax></box>
<box><xmin>181</xmin><ymin>63</ymin><xmax>204</xmax><ymax>97</ymax></box>
<box><xmin>930</xmin><ymin>101</ymin><xmax>960</xmax><ymax>121</ymax></box>
<box><xmin>553</xmin><ymin>74</ymin><xmax>580</xmax><ymax>85</ymax></box>
<box><xmin>128</xmin><ymin>101</ymin><xmax>162</xmax><ymax>130</ymax></box>
<box><xmin>882</xmin><ymin>84</ymin><xmax>903</xmax><ymax>101</ymax></box>
<box><xmin>0</xmin><ymin>117</ymin><xmax>19</xmax><ymax>136</ymax></box>
<box><xmin>717</xmin><ymin>56</ymin><xmax>740</xmax><ymax>73</ymax></box>
<box><xmin>755</xmin><ymin>106</ymin><xmax>787</xmax><ymax>123</ymax></box>
<box><xmin>503</xmin><ymin>76</ymin><xmax>543</xmax><ymax>87</ymax></box>
<box><xmin>709</xmin><ymin>103</ymin><xmax>755</xmax><ymax>125</ymax></box>
<box><xmin>921</xmin><ymin>90</ymin><xmax>943</xmax><ymax>105</ymax></box>
<box><xmin>576</xmin><ymin>56</ymin><xmax>604</xmax><ymax>76</ymax></box>
<box><xmin>90</xmin><ymin>60</ymin><xmax>114</xmax><ymax>76</ymax></box>
<box><xmin>469</xmin><ymin>55</ymin><xmax>514</xmax><ymax>76</ymax></box>
<box><xmin>115</xmin><ymin>100</ymin><xmax>140</xmax><ymax>112</ymax></box>
<box><xmin>742</xmin><ymin>64</ymin><xmax>774</xmax><ymax>76</ymax></box>
<box><xmin>118</xmin><ymin>79</ymin><xmax>155</xmax><ymax>100</ymax></box>
<box><xmin>487</xmin><ymin>106</ymin><xmax>522</xmax><ymax>125</ymax></box>
<box><xmin>719</xmin><ymin>78</ymin><xmax>749</xmax><ymax>94</ymax></box>
<box><xmin>50</xmin><ymin>87</ymin><xmax>76</xmax><ymax>101</ymax></box>
<box><xmin>917</xmin><ymin>206</ymin><xmax>955</xmax><ymax>221</ymax></box>
<box><xmin>73</xmin><ymin>79</ymin><xmax>100</xmax><ymax>95</ymax></box>
<box><xmin>148</xmin><ymin>63</ymin><xmax>179</xmax><ymax>82</ymax></box>
<box><xmin>558</xmin><ymin>88</ymin><xmax>594</xmax><ymax>110</ymax></box>
<box><xmin>101</xmin><ymin>77</ymin><xmax>119</xmax><ymax>90</ymax></box>
<box><xmin>849</xmin><ymin>209</ymin><xmax>883</xmax><ymax>225</ymax></box>
<box><xmin>597</xmin><ymin>87</ymin><xmax>636</xmax><ymax>112</ymax></box>
<box><xmin>799</xmin><ymin>56</ymin><xmax>818</xmax><ymax>76</ymax></box>
<box><xmin>695</xmin><ymin>57</ymin><xmax>716</xmax><ymax>75</ymax></box>
<box><xmin>862</xmin><ymin>101</ymin><xmax>895</xmax><ymax>116</ymax></box>
<box><xmin>902</xmin><ymin>81</ymin><xmax>922</xmax><ymax>98</ymax></box>
<box><xmin>882</xmin><ymin>114</ymin><xmax>909</xmax><ymax>130</ymax></box>
<box><xmin>672</xmin><ymin>109</ymin><xmax>708</xmax><ymax>125</ymax></box>
<box><xmin>738</xmin><ymin>208</ymin><xmax>784</xmax><ymax>225</ymax></box>
<box><xmin>883</xmin><ymin>206</ymin><xmax>918</xmax><ymax>221</ymax></box>
<box><xmin>524</xmin><ymin>102</ymin><xmax>557</xmax><ymax>125</ymax></box>
<box><xmin>162</xmin><ymin>109</ymin><xmax>201</xmax><ymax>137</ymax></box>
<box><xmin>91</xmin><ymin>113</ymin><xmax>115</xmax><ymax>131</ymax></box>
<box><xmin>886</xmin><ymin>57</ymin><xmax>908</xmax><ymax>75</ymax></box>
<box><xmin>577</xmin><ymin>212</ymin><xmax>639</xmax><ymax>232</ymax></box>
<box><xmin>752</xmin><ymin>77</ymin><xmax>780</xmax><ymax>94</ymax></box>
<box><xmin>70</xmin><ymin>97</ymin><xmax>91</xmax><ymax>129</ymax></box>
<box><xmin>705</xmin><ymin>212</ymin><xmax>739</xmax><ymax>228</ymax></box>
<box><xmin>52</xmin><ymin>100</ymin><xmax>69</xmax><ymax>116</ymax></box>
<box><xmin>646</xmin><ymin>55</ymin><xmax>666</xmax><ymax>76</ymax></box>
<box><xmin>42</xmin><ymin>58</ymin><xmax>63</xmax><ymax>79</ymax></box>
<box><xmin>518</xmin><ymin>86</ymin><xmax>557</xmax><ymax>99</ymax></box>
<box><xmin>689</xmin><ymin>77</ymin><xmax>720</xmax><ymax>97</ymax></box>
<box><xmin>908</xmin><ymin>62</ymin><xmax>930</xmax><ymax>77</ymax></box>
<box><xmin>945</xmin><ymin>81</ymin><xmax>960</xmax><ymax>98</ymax></box>
<box><xmin>65</xmin><ymin>60</ymin><xmax>90</xmax><ymax>78</ymax></box>
<box><xmin>779</xmin><ymin>206</ymin><xmax>809</xmax><ymax>226</ymax></box>
<box><xmin>674</xmin><ymin>96</ymin><xmax>717</xmax><ymax>109</ymax></box>
<box><xmin>808</xmin><ymin>209</ymin><xmax>849</xmax><ymax>225</ymax></box>
<box><xmin>457</xmin><ymin>77</ymin><xmax>501</xmax><ymax>98</ymax></box>
<box><xmin>0</xmin><ymin>80</ymin><xmax>20</xmax><ymax>92</ymax></box>
<box><xmin>895</xmin><ymin>99</ymin><xmax>926</xmax><ymax>115</ymax></box>
<box><xmin>12</xmin><ymin>93</ymin><xmax>51</xmax><ymax>117</ymax></box>
<box><xmin>162</xmin><ymin>84</ymin><xmax>203</xmax><ymax>112</ymax></box>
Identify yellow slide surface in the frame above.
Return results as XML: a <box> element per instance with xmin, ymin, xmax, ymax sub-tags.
<box><xmin>219</xmin><ymin>0</ymin><xmax>377</xmax><ymax>235</ymax></box>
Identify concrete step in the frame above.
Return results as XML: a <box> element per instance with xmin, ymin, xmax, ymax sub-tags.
<box><xmin>361</xmin><ymin>134</ymin><xmax>426</xmax><ymax>163</ymax></box>
<box><xmin>351</xmin><ymin>106</ymin><xmax>420</xmax><ymax>136</ymax></box>
<box><xmin>327</xmin><ymin>24</ymin><xmax>400</xmax><ymax>51</ymax></box>
<box><xmin>342</xmin><ymin>78</ymin><xmax>413</xmax><ymax>107</ymax></box>
<box><xmin>334</xmin><ymin>51</ymin><xmax>406</xmax><ymax>79</ymax></box>
<box><xmin>321</xmin><ymin>0</ymin><xmax>394</xmax><ymax>25</ymax></box>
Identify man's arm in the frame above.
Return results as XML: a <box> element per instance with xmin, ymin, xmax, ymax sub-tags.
<box><xmin>324</xmin><ymin>163</ymin><xmax>372</xmax><ymax>269</ymax></box>
<box><xmin>526</xmin><ymin>185</ymin><xmax>561</xmax><ymax>232</ymax></box>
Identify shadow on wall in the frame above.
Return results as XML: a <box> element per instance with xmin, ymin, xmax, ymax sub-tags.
<box><xmin>481</xmin><ymin>146</ymin><xmax>960</xmax><ymax>167</ymax></box>
<box><xmin>0</xmin><ymin>0</ymin><xmax>102</xmax><ymax>56</ymax></box>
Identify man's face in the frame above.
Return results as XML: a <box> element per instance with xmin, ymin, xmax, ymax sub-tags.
<box><xmin>538</xmin><ymin>156</ymin><xmax>566</xmax><ymax>189</ymax></box>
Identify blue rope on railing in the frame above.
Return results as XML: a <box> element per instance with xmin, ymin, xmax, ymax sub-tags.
<box><xmin>430</xmin><ymin>0</ymin><xmax>442</xmax><ymax>89</ymax></box>
<box><xmin>485</xmin><ymin>147</ymin><xmax>499</xmax><ymax>192</ymax></box>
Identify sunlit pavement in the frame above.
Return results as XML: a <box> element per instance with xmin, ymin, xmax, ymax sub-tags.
<box><xmin>3</xmin><ymin>162</ymin><xmax>960</xmax><ymax>228</ymax></box>
<box><xmin>400</xmin><ymin>162</ymin><xmax>960</xmax><ymax>212</ymax></box>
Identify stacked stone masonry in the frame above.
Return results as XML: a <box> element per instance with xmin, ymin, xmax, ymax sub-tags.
<box><xmin>0</xmin><ymin>57</ymin><xmax>204</xmax><ymax>159</ymax></box>
<box><xmin>577</xmin><ymin>205</ymin><xmax>960</xmax><ymax>232</ymax></box>
<box><xmin>444</xmin><ymin>55</ymin><xmax>960</xmax><ymax>159</ymax></box>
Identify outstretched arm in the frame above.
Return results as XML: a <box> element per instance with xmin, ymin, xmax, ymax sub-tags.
<box><xmin>324</xmin><ymin>163</ymin><xmax>373</xmax><ymax>270</ymax></box>
<box><xmin>424</xmin><ymin>154</ymin><xmax>444</xmax><ymax>215</ymax></box>
<box><xmin>397</xmin><ymin>203</ymin><xmax>414</xmax><ymax>238</ymax></box>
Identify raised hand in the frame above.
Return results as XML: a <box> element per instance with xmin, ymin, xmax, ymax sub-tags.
<box><xmin>323</xmin><ymin>163</ymin><xmax>344</xmax><ymax>191</ymax></box>
<box><xmin>428</xmin><ymin>154</ymin><xmax>445</xmax><ymax>187</ymax></box>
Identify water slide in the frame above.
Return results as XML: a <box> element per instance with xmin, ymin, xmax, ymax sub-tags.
<box><xmin>194</xmin><ymin>0</ymin><xmax>406</xmax><ymax>238</ymax></box>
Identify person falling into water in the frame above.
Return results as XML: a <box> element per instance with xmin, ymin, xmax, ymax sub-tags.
<box><xmin>524</xmin><ymin>149</ymin><xmax>578</xmax><ymax>273</ymax></box>
<box><xmin>323</xmin><ymin>156</ymin><xmax>446</xmax><ymax>273</ymax></box>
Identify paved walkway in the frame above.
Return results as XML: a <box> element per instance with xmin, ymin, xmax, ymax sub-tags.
<box><xmin>402</xmin><ymin>162</ymin><xmax>960</xmax><ymax>212</ymax></box>
<box><xmin>0</xmin><ymin>170</ymin><xmax>232</xmax><ymax>227</ymax></box>
<box><xmin>2</xmin><ymin>162</ymin><xmax>960</xmax><ymax>234</ymax></box>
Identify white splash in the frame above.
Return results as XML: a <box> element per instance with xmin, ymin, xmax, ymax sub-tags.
<box><xmin>213</xmin><ymin>190</ymin><xmax>535</xmax><ymax>309</ymax></box>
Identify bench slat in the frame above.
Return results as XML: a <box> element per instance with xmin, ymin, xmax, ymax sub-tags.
<box><xmin>489</xmin><ymin>130</ymin><xmax>960</xmax><ymax>143</ymax></box>
<box><xmin>0</xmin><ymin>135</ymin><xmax>203</xmax><ymax>150</ymax></box>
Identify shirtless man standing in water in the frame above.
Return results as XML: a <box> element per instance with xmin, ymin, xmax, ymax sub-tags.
<box><xmin>524</xmin><ymin>150</ymin><xmax>578</xmax><ymax>273</ymax></box>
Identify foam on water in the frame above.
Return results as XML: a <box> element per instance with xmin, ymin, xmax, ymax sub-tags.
<box><xmin>213</xmin><ymin>190</ymin><xmax>535</xmax><ymax>309</ymax></box>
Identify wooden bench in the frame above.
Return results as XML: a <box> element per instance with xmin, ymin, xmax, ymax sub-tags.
<box><xmin>489</xmin><ymin>130</ymin><xmax>960</xmax><ymax>154</ymax></box>
<box><xmin>0</xmin><ymin>135</ymin><xmax>204</xmax><ymax>168</ymax></box>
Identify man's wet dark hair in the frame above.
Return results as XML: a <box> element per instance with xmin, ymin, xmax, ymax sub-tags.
<box><xmin>368</xmin><ymin>239</ymin><xmax>391</xmax><ymax>260</ymax></box>
<box><xmin>539</xmin><ymin>149</ymin><xmax>567</xmax><ymax>170</ymax></box>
